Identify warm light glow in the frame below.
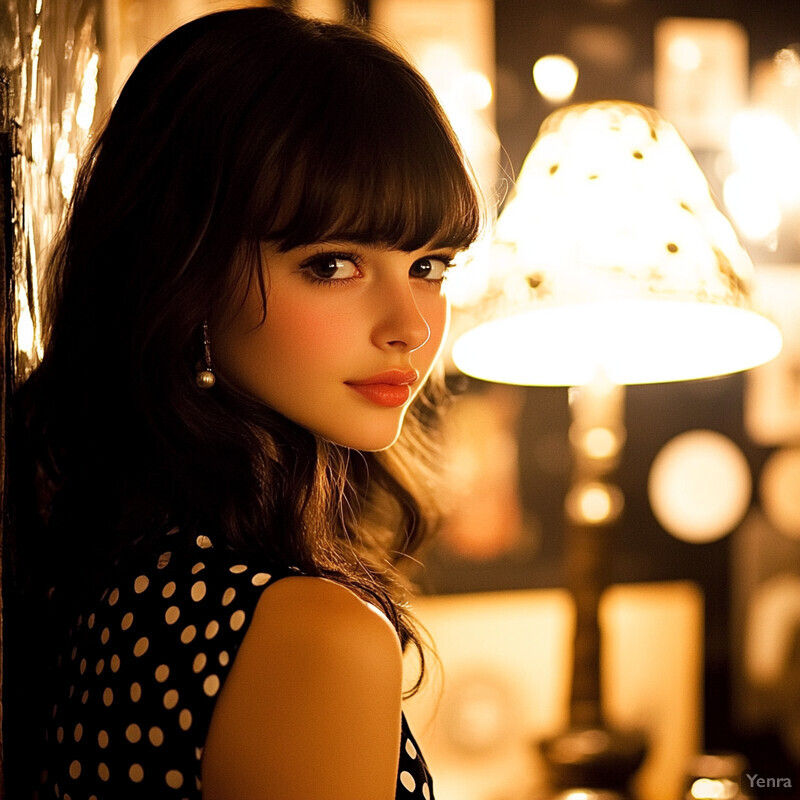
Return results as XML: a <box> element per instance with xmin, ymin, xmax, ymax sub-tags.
<box><xmin>417</xmin><ymin>45</ymin><xmax>494</xmax><ymax>114</ymax></box>
<box><xmin>29</xmin><ymin>24</ymin><xmax>42</xmax><ymax>108</ymax></box>
<box><xmin>723</xmin><ymin>172</ymin><xmax>782</xmax><ymax>243</ymax></box>
<box><xmin>15</xmin><ymin>272</ymin><xmax>42</xmax><ymax>363</ymax></box>
<box><xmin>371</xmin><ymin>0</ymin><xmax>499</xmax><ymax>200</ymax></box>
<box><xmin>648</xmin><ymin>430</ymin><xmax>751</xmax><ymax>543</ymax></box>
<box><xmin>655</xmin><ymin>18</ymin><xmax>748</xmax><ymax>153</ymax></box>
<box><xmin>579</xmin><ymin>485</ymin><xmax>611</xmax><ymax>522</ymax></box>
<box><xmin>759</xmin><ymin>448</ymin><xmax>800</xmax><ymax>540</ymax></box>
<box><xmin>16</xmin><ymin>300</ymin><xmax>35</xmax><ymax>359</ymax></box>
<box><xmin>446</xmin><ymin>237</ymin><xmax>492</xmax><ymax>308</ymax></box>
<box><xmin>775</xmin><ymin>46</ymin><xmax>800</xmax><ymax>86</ymax></box>
<box><xmin>729</xmin><ymin>110</ymin><xmax>800</xmax><ymax>206</ymax></box>
<box><xmin>420</xmin><ymin>42</ymin><xmax>467</xmax><ymax>91</ymax></box>
<box><xmin>457</xmin><ymin>70</ymin><xmax>493</xmax><ymax>111</ymax></box>
<box><xmin>566</xmin><ymin>481</ymin><xmax>623</xmax><ymax>524</ymax></box>
<box><xmin>667</xmin><ymin>36</ymin><xmax>702</xmax><ymax>71</ymax></box>
<box><xmin>533</xmin><ymin>55</ymin><xmax>578</xmax><ymax>103</ymax></box>
<box><xmin>60</xmin><ymin>154</ymin><xmax>79</xmax><ymax>202</ymax></box>
<box><xmin>690</xmin><ymin>778</ymin><xmax>739</xmax><ymax>799</ymax></box>
<box><xmin>294</xmin><ymin>0</ymin><xmax>344</xmax><ymax>20</ymax></box>
<box><xmin>453</xmin><ymin>301</ymin><xmax>782</xmax><ymax>386</ymax></box>
<box><xmin>745</xmin><ymin>573</ymin><xmax>800</xmax><ymax>684</ymax></box>
<box><xmin>440</xmin><ymin>388</ymin><xmax>528</xmax><ymax>560</ymax></box>
<box><xmin>451</xmin><ymin>102</ymin><xmax>783</xmax><ymax>387</ymax></box>
<box><xmin>55</xmin><ymin>50</ymin><xmax>99</xmax><ymax>202</ymax></box>
<box><xmin>445</xmin><ymin>677</ymin><xmax>509</xmax><ymax>751</ymax></box>
<box><xmin>723</xmin><ymin>110</ymin><xmax>800</xmax><ymax>243</ymax></box>
<box><xmin>76</xmin><ymin>53</ymin><xmax>100</xmax><ymax>132</ymax></box>
<box><xmin>582</xmin><ymin>426</ymin><xmax>620</xmax><ymax>460</ymax></box>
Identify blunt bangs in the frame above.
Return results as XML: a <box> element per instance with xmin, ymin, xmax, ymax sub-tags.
<box><xmin>247</xmin><ymin>29</ymin><xmax>483</xmax><ymax>253</ymax></box>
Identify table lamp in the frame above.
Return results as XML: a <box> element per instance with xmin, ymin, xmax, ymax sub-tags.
<box><xmin>451</xmin><ymin>101</ymin><xmax>783</xmax><ymax>798</ymax></box>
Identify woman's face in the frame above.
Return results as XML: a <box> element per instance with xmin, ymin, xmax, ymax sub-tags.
<box><xmin>211</xmin><ymin>241</ymin><xmax>454</xmax><ymax>451</ymax></box>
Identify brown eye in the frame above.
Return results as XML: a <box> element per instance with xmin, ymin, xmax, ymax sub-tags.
<box><xmin>302</xmin><ymin>255</ymin><xmax>360</xmax><ymax>281</ymax></box>
<box><xmin>410</xmin><ymin>257</ymin><xmax>449</xmax><ymax>280</ymax></box>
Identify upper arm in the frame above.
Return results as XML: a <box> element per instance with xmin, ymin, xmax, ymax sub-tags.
<box><xmin>201</xmin><ymin>576</ymin><xmax>404</xmax><ymax>800</ymax></box>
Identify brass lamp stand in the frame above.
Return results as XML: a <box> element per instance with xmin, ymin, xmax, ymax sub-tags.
<box><xmin>538</xmin><ymin>379</ymin><xmax>646</xmax><ymax>799</ymax></box>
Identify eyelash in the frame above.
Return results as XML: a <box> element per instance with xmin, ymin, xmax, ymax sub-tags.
<box><xmin>411</xmin><ymin>257</ymin><xmax>456</xmax><ymax>285</ymax></box>
<box><xmin>298</xmin><ymin>252</ymin><xmax>456</xmax><ymax>287</ymax></box>
<box><xmin>299</xmin><ymin>252</ymin><xmax>364</xmax><ymax>287</ymax></box>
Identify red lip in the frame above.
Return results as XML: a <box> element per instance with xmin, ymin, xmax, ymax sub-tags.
<box><xmin>346</xmin><ymin>370</ymin><xmax>418</xmax><ymax>387</ymax></box>
<box><xmin>345</xmin><ymin>370</ymin><xmax>418</xmax><ymax>408</ymax></box>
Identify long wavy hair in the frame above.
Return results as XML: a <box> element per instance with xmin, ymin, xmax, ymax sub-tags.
<box><xmin>11</xmin><ymin>4</ymin><xmax>482</xmax><ymax>688</ymax></box>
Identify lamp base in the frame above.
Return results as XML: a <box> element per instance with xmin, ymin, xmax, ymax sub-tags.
<box><xmin>537</xmin><ymin>725</ymin><xmax>647</xmax><ymax>799</ymax></box>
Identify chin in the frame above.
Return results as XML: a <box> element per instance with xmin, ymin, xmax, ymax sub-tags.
<box><xmin>315</xmin><ymin>419</ymin><xmax>405</xmax><ymax>452</ymax></box>
<box><xmin>331</xmin><ymin>432</ymin><xmax>402</xmax><ymax>453</ymax></box>
<box><xmin>355</xmin><ymin>438</ymin><xmax>401</xmax><ymax>453</ymax></box>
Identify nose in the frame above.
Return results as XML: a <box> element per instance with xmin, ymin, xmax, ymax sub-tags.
<box><xmin>372</xmin><ymin>281</ymin><xmax>431</xmax><ymax>353</ymax></box>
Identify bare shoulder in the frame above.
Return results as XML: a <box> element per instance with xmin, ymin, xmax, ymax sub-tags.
<box><xmin>253</xmin><ymin>575</ymin><xmax>402</xmax><ymax>653</ymax></box>
<box><xmin>202</xmin><ymin>576</ymin><xmax>403</xmax><ymax>800</ymax></box>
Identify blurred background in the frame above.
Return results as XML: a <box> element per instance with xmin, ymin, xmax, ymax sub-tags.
<box><xmin>3</xmin><ymin>1</ymin><xmax>800</xmax><ymax>798</ymax></box>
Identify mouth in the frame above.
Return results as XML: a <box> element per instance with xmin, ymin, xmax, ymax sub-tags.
<box><xmin>345</xmin><ymin>370</ymin><xmax>418</xmax><ymax>408</ymax></box>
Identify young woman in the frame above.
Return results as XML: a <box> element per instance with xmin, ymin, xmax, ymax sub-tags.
<box><xmin>7</xmin><ymin>5</ymin><xmax>483</xmax><ymax>800</ymax></box>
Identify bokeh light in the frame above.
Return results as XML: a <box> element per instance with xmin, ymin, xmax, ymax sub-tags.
<box><xmin>759</xmin><ymin>448</ymin><xmax>800</xmax><ymax>540</ymax></box>
<box><xmin>533</xmin><ymin>55</ymin><xmax>578</xmax><ymax>103</ymax></box>
<box><xmin>648</xmin><ymin>430</ymin><xmax>751</xmax><ymax>543</ymax></box>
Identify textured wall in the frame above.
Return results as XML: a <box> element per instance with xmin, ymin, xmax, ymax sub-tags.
<box><xmin>1</xmin><ymin>0</ymin><xmax>100</xmax><ymax>383</ymax></box>
<box><xmin>0</xmin><ymin>1</ymin><xmax>100</xmax><ymax>792</ymax></box>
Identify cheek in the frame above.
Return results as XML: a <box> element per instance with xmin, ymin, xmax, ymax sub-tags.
<box><xmin>261</xmin><ymin>297</ymin><xmax>360</xmax><ymax>366</ymax></box>
<box><xmin>422</xmin><ymin>294</ymin><xmax>450</xmax><ymax>354</ymax></box>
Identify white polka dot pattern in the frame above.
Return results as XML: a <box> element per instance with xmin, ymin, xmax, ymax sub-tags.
<box><xmin>396</xmin><ymin>715</ymin><xmax>433</xmax><ymax>799</ymax></box>
<box><xmin>38</xmin><ymin>527</ymin><xmax>435</xmax><ymax>799</ymax></box>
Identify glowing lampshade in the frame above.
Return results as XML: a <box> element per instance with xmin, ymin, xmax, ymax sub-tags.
<box><xmin>452</xmin><ymin>101</ymin><xmax>782</xmax><ymax>386</ymax></box>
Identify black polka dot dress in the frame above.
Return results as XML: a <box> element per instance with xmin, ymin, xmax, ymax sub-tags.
<box><xmin>38</xmin><ymin>526</ymin><xmax>434</xmax><ymax>799</ymax></box>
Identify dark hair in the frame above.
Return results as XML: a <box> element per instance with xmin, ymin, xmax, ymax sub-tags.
<box><xmin>13</xmin><ymin>6</ymin><xmax>482</xmax><ymax>693</ymax></box>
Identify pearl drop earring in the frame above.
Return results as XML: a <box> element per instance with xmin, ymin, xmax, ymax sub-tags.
<box><xmin>195</xmin><ymin>320</ymin><xmax>216</xmax><ymax>389</ymax></box>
